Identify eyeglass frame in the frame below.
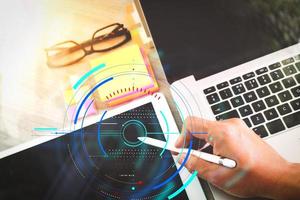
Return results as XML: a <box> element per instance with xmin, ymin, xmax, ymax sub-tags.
<box><xmin>45</xmin><ymin>23</ymin><xmax>132</xmax><ymax>67</ymax></box>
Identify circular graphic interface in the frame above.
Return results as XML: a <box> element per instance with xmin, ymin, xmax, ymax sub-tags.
<box><xmin>121</xmin><ymin>120</ymin><xmax>147</xmax><ymax>147</ymax></box>
<box><xmin>60</xmin><ymin>67</ymin><xmax>206</xmax><ymax>199</ymax></box>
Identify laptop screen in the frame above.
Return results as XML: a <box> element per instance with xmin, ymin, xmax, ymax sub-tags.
<box><xmin>140</xmin><ymin>0</ymin><xmax>300</xmax><ymax>83</ymax></box>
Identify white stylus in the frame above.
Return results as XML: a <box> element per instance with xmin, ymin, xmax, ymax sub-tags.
<box><xmin>138</xmin><ymin>137</ymin><xmax>236</xmax><ymax>168</ymax></box>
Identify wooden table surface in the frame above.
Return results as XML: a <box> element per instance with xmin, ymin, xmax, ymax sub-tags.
<box><xmin>0</xmin><ymin>0</ymin><xmax>177</xmax><ymax>151</ymax></box>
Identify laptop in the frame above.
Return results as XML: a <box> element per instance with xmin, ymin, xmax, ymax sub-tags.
<box><xmin>137</xmin><ymin>0</ymin><xmax>300</xmax><ymax>199</ymax></box>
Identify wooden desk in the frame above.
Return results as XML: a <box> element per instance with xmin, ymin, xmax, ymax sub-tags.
<box><xmin>0</xmin><ymin>0</ymin><xmax>176</xmax><ymax>151</ymax></box>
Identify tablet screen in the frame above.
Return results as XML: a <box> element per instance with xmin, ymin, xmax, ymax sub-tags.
<box><xmin>0</xmin><ymin>103</ymin><xmax>188</xmax><ymax>199</ymax></box>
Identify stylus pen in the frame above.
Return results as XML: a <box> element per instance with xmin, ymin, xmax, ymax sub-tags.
<box><xmin>182</xmin><ymin>149</ymin><xmax>237</xmax><ymax>168</ymax></box>
<box><xmin>138</xmin><ymin>137</ymin><xmax>236</xmax><ymax>168</ymax></box>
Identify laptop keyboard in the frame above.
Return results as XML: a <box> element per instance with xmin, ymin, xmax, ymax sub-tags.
<box><xmin>204</xmin><ymin>54</ymin><xmax>300</xmax><ymax>138</ymax></box>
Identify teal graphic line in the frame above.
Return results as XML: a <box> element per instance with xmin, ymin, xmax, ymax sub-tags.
<box><xmin>160</xmin><ymin>110</ymin><xmax>169</xmax><ymax>157</ymax></box>
<box><xmin>73</xmin><ymin>63</ymin><xmax>106</xmax><ymax>90</ymax></box>
<box><xmin>168</xmin><ymin>171</ymin><xmax>198</xmax><ymax>199</ymax></box>
<box><xmin>173</xmin><ymin>101</ymin><xmax>187</xmax><ymax>164</ymax></box>
<box><xmin>33</xmin><ymin>127</ymin><xmax>58</xmax><ymax>131</ymax></box>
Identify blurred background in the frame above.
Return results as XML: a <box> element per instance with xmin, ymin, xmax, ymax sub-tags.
<box><xmin>0</xmin><ymin>0</ymin><xmax>130</xmax><ymax>150</ymax></box>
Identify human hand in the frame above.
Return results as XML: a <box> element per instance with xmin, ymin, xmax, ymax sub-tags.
<box><xmin>175</xmin><ymin>117</ymin><xmax>299</xmax><ymax>199</ymax></box>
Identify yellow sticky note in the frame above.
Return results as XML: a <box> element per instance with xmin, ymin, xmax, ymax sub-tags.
<box><xmin>63</xmin><ymin>89</ymin><xmax>76</xmax><ymax>105</ymax></box>
<box><xmin>90</xmin><ymin>44</ymin><xmax>158</xmax><ymax>106</ymax></box>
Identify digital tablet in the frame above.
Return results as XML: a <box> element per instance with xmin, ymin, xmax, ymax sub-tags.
<box><xmin>0</xmin><ymin>93</ymin><xmax>204</xmax><ymax>200</ymax></box>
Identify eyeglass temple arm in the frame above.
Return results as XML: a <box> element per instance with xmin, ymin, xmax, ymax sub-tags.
<box><xmin>78</xmin><ymin>28</ymin><xmax>129</xmax><ymax>49</ymax></box>
<box><xmin>46</xmin><ymin>26</ymin><xmax>132</xmax><ymax>56</ymax></box>
<box><xmin>72</xmin><ymin>29</ymin><xmax>125</xmax><ymax>51</ymax></box>
<box><xmin>46</xmin><ymin>36</ymin><xmax>106</xmax><ymax>56</ymax></box>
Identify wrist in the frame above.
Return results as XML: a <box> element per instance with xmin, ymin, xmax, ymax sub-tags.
<box><xmin>264</xmin><ymin>161</ymin><xmax>299</xmax><ymax>200</ymax></box>
<box><xmin>269</xmin><ymin>161</ymin><xmax>290</xmax><ymax>199</ymax></box>
<box><xmin>253</xmin><ymin>159</ymin><xmax>289</xmax><ymax>199</ymax></box>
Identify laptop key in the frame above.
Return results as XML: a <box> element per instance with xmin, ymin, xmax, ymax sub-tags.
<box><xmin>277</xmin><ymin>103</ymin><xmax>292</xmax><ymax>115</ymax></box>
<box><xmin>250</xmin><ymin>113</ymin><xmax>265</xmax><ymax>126</ymax></box>
<box><xmin>282</xmin><ymin>77</ymin><xmax>296</xmax><ymax>88</ymax></box>
<box><xmin>230</xmin><ymin>96</ymin><xmax>244</xmax><ymax>108</ymax></box>
<box><xmin>252</xmin><ymin>100</ymin><xmax>266</xmax><ymax>112</ymax></box>
<box><xmin>295</xmin><ymin>54</ymin><xmax>300</xmax><ymax>61</ymax></box>
<box><xmin>211</xmin><ymin>101</ymin><xmax>231</xmax><ymax>115</ymax></box>
<box><xmin>278</xmin><ymin>90</ymin><xmax>292</xmax><ymax>102</ymax></box>
<box><xmin>282</xmin><ymin>57</ymin><xmax>294</xmax><ymax>65</ymax></box>
<box><xmin>290</xmin><ymin>98</ymin><xmax>300</xmax><ymax>110</ymax></box>
<box><xmin>283</xmin><ymin>65</ymin><xmax>297</xmax><ymax>76</ymax></box>
<box><xmin>206</xmin><ymin>93</ymin><xmax>220</xmax><ymax>104</ymax></box>
<box><xmin>256</xmin><ymin>67</ymin><xmax>268</xmax><ymax>75</ymax></box>
<box><xmin>295</xmin><ymin>62</ymin><xmax>300</xmax><ymax>71</ymax></box>
<box><xmin>229</xmin><ymin>77</ymin><xmax>242</xmax><ymax>85</ymax></box>
<box><xmin>270</xmin><ymin>69</ymin><xmax>284</xmax><ymax>81</ymax></box>
<box><xmin>243</xmin><ymin>91</ymin><xmax>257</xmax><ymax>103</ymax></box>
<box><xmin>203</xmin><ymin>86</ymin><xmax>216</xmax><ymax>94</ymax></box>
<box><xmin>269</xmin><ymin>62</ymin><xmax>281</xmax><ymax>70</ymax></box>
<box><xmin>256</xmin><ymin>86</ymin><xmax>270</xmax><ymax>98</ymax></box>
<box><xmin>283</xmin><ymin>111</ymin><xmax>300</xmax><ymax>128</ymax></box>
<box><xmin>291</xmin><ymin>86</ymin><xmax>300</xmax><ymax>97</ymax></box>
<box><xmin>269</xmin><ymin>81</ymin><xmax>283</xmax><ymax>93</ymax></box>
<box><xmin>243</xmin><ymin>72</ymin><xmax>255</xmax><ymax>80</ymax></box>
<box><xmin>295</xmin><ymin>73</ymin><xmax>300</xmax><ymax>83</ymax></box>
<box><xmin>232</xmin><ymin>83</ymin><xmax>246</xmax><ymax>95</ymax></box>
<box><xmin>266</xmin><ymin>119</ymin><xmax>285</xmax><ymax>134</ymax></box>
<box><xmin>239</xmin><ymin>105</ymin><xmax>253</xmax><ymax>117</ymax></box>
<box><xmin>265</xmin><ymin>95</ymin><xmax>279</xmax><ymax>107</ymax></box>
<box><xmin>217</xmin><ymin>81</ymin><xmax>229</xmax><ymax>89</ymax></box>
<box><xmin>264</xmin><ymin>108</ymin><xmax>279</xmax><ymax>120</ymax></box>
<box><xmin>219</xmin><ymin>88</ymin><xmax>233</xmax><ymax>100</ymax></box>
<box><xmin>245</xmin><ymin>79</ymin><xmax>259</xmax><ymax>90</ymax></box>
<box><xmin>257</xmin><ymin>74</ymin><xmax>271</xmax><ymax>85</ymax></box>
<box><xmin>253</xmin><ymin>125</ymin><xmax>268</xmax><ymax>138</ymax></box>
<box><xmin>243</xmin><ymin>118</ymin><xmax>252</xmax><ymax>128</ymax></box>
<box><xmin>215</xmin><ymin>110</ymin><xmax>239</xmax><ymax>120</ymax></box>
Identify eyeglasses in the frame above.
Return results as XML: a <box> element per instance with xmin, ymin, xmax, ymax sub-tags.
<box><xmin>45</xmin><ymin>23</ymin><xmax>132</xmax><ymax>67</ymax></box>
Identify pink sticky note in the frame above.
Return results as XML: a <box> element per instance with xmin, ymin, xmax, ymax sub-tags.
<box><xmin>84</xmin><ymin>99</ymin><xmax>97</xmax><ymax>116</ymax></box>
